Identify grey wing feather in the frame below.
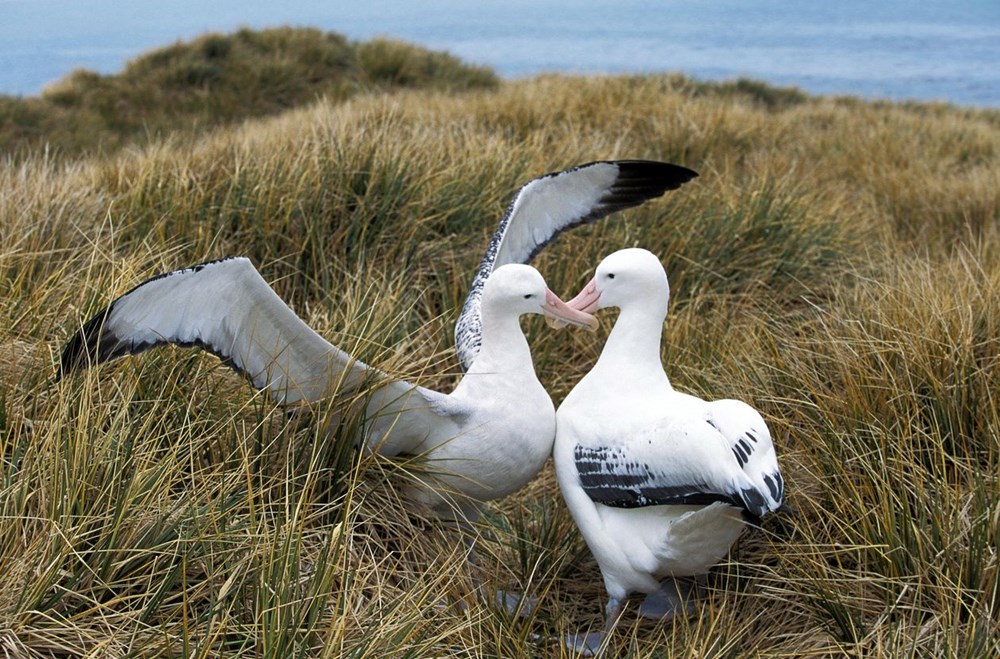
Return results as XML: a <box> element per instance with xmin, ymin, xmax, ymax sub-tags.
<box><xmin>454</xmin><ymin>160</ymin><xmax>698</xmax><ymax>370</ymax></box>
<box><xmin>361</xmin><ymin>379</ymin><xmax>469</xmax><ymax>456</ymax></box>
<box><xmin>574</xmin><ymin>445</ymin><xmax>761</xmax><ymax>513</ymax></box>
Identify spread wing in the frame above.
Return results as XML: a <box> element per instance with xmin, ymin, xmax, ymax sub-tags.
<box><xmin>57</xmin><ymin>256</ymin><xmax>465</xmax><ymax>456</ymax></box>
<box><xmin>455</xmin><ymin>160</ymin><xmax>698</xmax><ymax>369</ymax></box>
<box><xmin>59</xmin><ymin>257</ymin><xmax>371</xmax><ymax>402</ymax></box>
<box><xmin>573</xmin><ymin>415</ymin><xmax>777</xmax><ymax>520</ymax></box>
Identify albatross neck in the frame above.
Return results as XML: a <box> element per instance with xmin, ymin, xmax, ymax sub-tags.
<box><xmin>592</xmin><ymin>302</ymin><xmax>670</xmax><ymax>385</ymax></box>
<box><xmin>467</xmin><ymin>312</ymin><xmax>534</xmax><ymax>377</ymax></box>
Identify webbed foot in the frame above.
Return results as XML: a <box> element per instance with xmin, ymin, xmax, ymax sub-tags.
<box><xmin>638</xmin><ymin>578</ymin><xmax>695</xmax><ymax>619</ymax></box>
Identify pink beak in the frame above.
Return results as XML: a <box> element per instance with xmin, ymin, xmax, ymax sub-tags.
<box><xmin>542</xmin><ymin>288</ymin><xmax>599</xmax><ymax>330</ymax></box>
<box><xmin>565</xmin><ymin>277</ymin><xmax>602</xmax><ymax>314</ymax></box>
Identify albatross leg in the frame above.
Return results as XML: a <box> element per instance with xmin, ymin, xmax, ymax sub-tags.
<box><xmin>563</xmin><ymin>596</ymin><xmax>623</xmax><ymax>656</ymax></box>
<box><xmin>562</xmin><ymin>631</ymin><xmax>607</xmax><ymax>657</ymax></box>
<box><xmin>637</xmin><ymin>577</ymin><xmax>696</xmax><ymax>619</ymax></box>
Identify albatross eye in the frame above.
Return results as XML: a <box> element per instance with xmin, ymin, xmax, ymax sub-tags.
<box><xmin>523</xmin><ymin>294</ymin><xmax>533</xmax><ymax>299</ymax></box>
<box><xmin>607</xmin><ymin>273</ymin><xmax>616</xmax><ymax>280</ymax></box>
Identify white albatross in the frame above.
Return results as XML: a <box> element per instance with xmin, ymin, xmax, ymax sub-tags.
<box><xmin>61</xmin><ymin>261</ymin><xmax>595</xmax><ymax>519</ymax></box>
<box><xmin>58</xmin><ymin>161</ymin><xmax>698</xmax><ymax>519</ymax></box>
<box><xmin>554</xmin><ymin>248</ymin><xmax>785</xmax><ymax>655</ymax></box>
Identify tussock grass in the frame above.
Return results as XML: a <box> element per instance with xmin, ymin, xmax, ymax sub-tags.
<box><xmin>1</xmin><ymin>54</ymin><xmax>998</xmax><ymax>657</ymax></box>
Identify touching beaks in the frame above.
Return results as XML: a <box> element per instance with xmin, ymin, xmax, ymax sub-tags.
<box><xmin>541</xmin><ymin>288</ymin><xmax>599</xmax><ymax>330</ymax></box>
<box><xmin>565</xmin><ymin>277</ymin><xmax>602</xmax><ymax>314</ymax></box>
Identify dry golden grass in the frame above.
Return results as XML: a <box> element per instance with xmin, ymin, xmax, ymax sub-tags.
<box><xmin>1</xmin><ymin>72</ymin><xmax>997</xmax><ymax>657</ymax></box>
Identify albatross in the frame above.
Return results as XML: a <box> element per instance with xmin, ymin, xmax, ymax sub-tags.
<box><xmin>554</xmin><ymin>248</ymin><xmax>785</xmax><ymax>655</ymax></box>
<box><xmin>59</xmin><ymin>161</ymin><xmax>698</xmax><ymax>520</ymax></box>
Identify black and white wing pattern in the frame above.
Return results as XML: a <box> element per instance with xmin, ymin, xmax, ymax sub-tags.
<box><xmin>454</xmin><ymin>160</ymin><xmax>698</xmax><ymax>369</ymax></box>
<box><xmin>573</xmin><ymin>415</ymin><xmax>779</xmax><ymax>521</ymax></box>
<box><xmin>60</xmin><ymin>257</ymin><xmax>403</xmax><ymax>405</ymax></box>
<box><xmin>58</xmin><ymin>257</ymin><xmax>461</xmax><ymax>455</ymax></box>
<box><xmin>703</xmin><ymin>399</ymin><xmax>786</xmax><ymax>512</ymax></box>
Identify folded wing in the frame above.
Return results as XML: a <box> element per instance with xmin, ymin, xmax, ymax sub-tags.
<box><xmin>704</xmin><ymin>399</ymin><xmax>786</xmax><ymax>511</ymax></box>
<box><xmin>573</xmin><ymin>416</ymin><xmax>776</xmax><ymax>521</ymax></box>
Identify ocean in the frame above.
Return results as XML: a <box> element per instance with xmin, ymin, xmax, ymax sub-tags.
<box><xmin>1</xmin><ymin>0</ymin><xmax>998</xmax><ymax>107</ymax></box>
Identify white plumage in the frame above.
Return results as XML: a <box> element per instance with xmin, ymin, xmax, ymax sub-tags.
<box><xmin>554</xmin><ymin>248</ymin><xmax>785</xmax><ymax>654</ymax></box>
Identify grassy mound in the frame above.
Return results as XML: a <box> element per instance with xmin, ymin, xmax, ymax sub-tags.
<box><xmin>0</xmin><ymin>54</ymin><xmax>997</xmax><ymax>657</ymax></box>
<box><xmin>0</xmin><ymin>27</ymin><xmax>497</xmax><ymax>158</ymax></box>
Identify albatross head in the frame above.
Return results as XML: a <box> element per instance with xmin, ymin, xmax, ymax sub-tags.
<box><xmin>567</xmin><ymin>247</ymin><xmax>670</xmax><ymax>314</ymax></box>
<box><xmin>483</xmin><ymin>264</ymin><xmax>598</xmax><ymax>330</ymax></box>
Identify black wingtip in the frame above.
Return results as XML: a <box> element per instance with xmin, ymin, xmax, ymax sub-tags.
<box><xmin>56</xmin><ymin>257</ymin><xmax>252</xmax><ymax>382</ymax></box>
<box><xmin>57</xmin><ymin>304</ymin><xmax>120</xmax><ymax>380</ymax></box>
<box><xmin>740</xmin><ymin>509</ymin><xmax>765</xmax><ymax>527</ymax></box>
<box><xmin>575</xmin><ymin>160</ymin><xmax>698</xmax><ymax>226</ymax></box>
<box><xmin>614</xmin><ymin>159</ymin><xmax>699</xmax><ymax>192</ymax></box>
